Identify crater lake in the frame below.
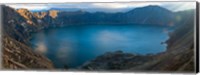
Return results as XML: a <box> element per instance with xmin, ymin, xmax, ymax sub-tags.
<box><xmin>30</xmin><ymin>24</ymin><xmax>169</xmax><ymax>69</ymax></box>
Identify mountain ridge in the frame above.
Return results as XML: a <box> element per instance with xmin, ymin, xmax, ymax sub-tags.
<box><xmin>13</xmin><ymin>5</ymin><xmax>177</xmax><ymax>27</ymax></box>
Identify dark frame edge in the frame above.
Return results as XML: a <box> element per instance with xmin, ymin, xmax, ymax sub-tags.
<box><xmin>196</xmin><ymin>1</ymin><xmax>199</xmax><ymax>73</ymax></box>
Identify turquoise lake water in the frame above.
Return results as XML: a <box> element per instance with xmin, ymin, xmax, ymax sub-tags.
<box><xmin>30</xmin><ymin>24</ymin><xmax>169</xmax><ymax>68</ymax></box>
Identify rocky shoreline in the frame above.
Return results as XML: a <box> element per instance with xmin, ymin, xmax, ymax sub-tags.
<box><xmin>80</xmin><ymin>50</ymin><xmax>154</xmax><ymax>71</ymax></box>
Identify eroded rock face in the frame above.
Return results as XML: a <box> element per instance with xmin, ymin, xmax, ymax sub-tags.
<box><xmin>49</xmin><ymin>10</ymin><xmax>58</xmax><ymax>19</ymax></box>
<box><xmin>1</xmin><ymin>5</ymin><xmax>54</xmax><ymax>69</ymax></box>
<box><xmin>16</xmin><ymin>8</ymin><xmax>33</xmax><ymax>20</ymax></box>
<box><xmin>16</xmin><ymin>8</ymin><xmax>59</xmax><ymax>27</ymax></box>
<box><xmin>16</xmin><ymin>8</ymin><xmax>35</xmax><ymax>25</ymax></box>
<box><xmin>2</xmin><ymin>36</ymin><xmax>54</xmax><ymax>69</ymax></box>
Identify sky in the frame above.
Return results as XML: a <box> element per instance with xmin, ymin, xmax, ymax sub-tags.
<box><xmin>6</xmin><ymin>2</ymin><xmax>196</xmax><ymax>13</ymax></box>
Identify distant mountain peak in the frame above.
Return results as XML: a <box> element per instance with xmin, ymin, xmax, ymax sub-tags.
<box><xmin>128</xmin><ymin>5</ymin><xmax>172</xmax><ymax>13</ymax></box>
<box><xmin>145</xmin><ymin>5</ymin><xmax>162</xmax><ymax>8</ymax></box>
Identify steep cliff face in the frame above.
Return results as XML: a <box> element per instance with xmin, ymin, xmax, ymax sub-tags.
<box><xmin>17</xmin><ymin>8</ymin><xmax>38</xmax><ymax>25</ymax></box>
<box><xmin>1</xmin><ymin>5</ymin><xmax>54</xmax><ymax>69</ymax></box>
<box><xmin>16</xmin><ymin>8</ymin><xmax>59</xmax><ymax>29</ymax></box>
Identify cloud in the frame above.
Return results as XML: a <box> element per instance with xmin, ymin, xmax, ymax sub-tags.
<box><xmin>160</xmin><ymin>2</ymin><xmax>195</xmax><ymax>12</ymax></box>
<box><xmin>91</xmin><ymin>2</ymin><xmax>162</xmax><ymax>9</ymax></box>
<box><xmin>6</xmin><ymin>4</ymin><xmax>50</xmax><ymax>10</ymax></box>
<box><xmin>5</xmin><ymin>2</ymin><xmax>195</xmax><ymax>12</ymax></box>
<box><xmin>48</xmin><ymin>3</ymin><xmax>94</xmax><ymax>8</ymax></box>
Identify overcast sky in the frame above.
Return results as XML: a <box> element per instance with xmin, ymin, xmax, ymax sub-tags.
<box><xmin>6</xmin><ymin>2</ymin><xmax>196</xmax><ymax>13</ymax></box>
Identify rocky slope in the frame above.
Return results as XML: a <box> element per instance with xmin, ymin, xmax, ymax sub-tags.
<box><xmin>80</xmin><ymin>10</ymin><xmax>195</xmax><ymax>72</ymax></box>
<box><xmin>80</xmin><ymin>50</ymin><xmax>154</xmax><ymax>70</ymax></box>
<box><xmin>1</xmin><ymin>5</ymin><xmax>54</xmax><ymax>69</ymax></box>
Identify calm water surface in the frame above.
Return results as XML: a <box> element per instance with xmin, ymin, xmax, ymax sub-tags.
<box><xmin>30</xmin><ymin>24</ymin><xmax>169</xmax><ymax>68</ymax></box>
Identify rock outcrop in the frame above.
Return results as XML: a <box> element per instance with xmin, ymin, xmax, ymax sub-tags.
<box><xmin>49</xmin><ymin>10</ymin><xmax>58</xmax><ymax>19</ymax></box>
<box><xmin>17</xmin><ymin>8</ymin><xmax>35</xmax><ymax>25</ymax></box>
<box><xmin>33</xmin><ymin>12</ymin><xmax>48</xmax><ymax>19</ymax></box>
<box><xmin>81</xmin><ymin>50</ymin><xmax>154</xmax><ymax>70</ymax></box>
